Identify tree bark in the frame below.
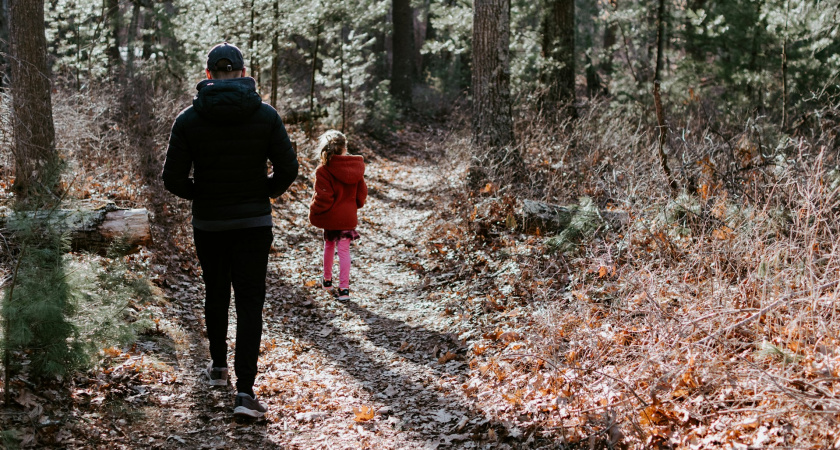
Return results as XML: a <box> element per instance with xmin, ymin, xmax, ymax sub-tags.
<box><xmin>3</xmin><ymin>205</ymin><xmax>152</xmax><ymax>254</ymax></box>
<box><xmin>0</xmin><ymin>0</ymin><xmax>9</xmax><ymax>87</ymax></box>
<box><xmin>339</xmin><ymin>29</ymin><xmax>347</xmax><ymax>133</ymax></box>
<box><xmin>125</xmin><ymin>1</ymin><xmax>140</xmax><ymax>78</ymax></box>
<box><xmin>654</xmin><ymin>81</ymin><xmax>677</xmax><ymax>192</ymax></box>
<box><xmin>391</xmin><ymin>0</ymin><xmax>416</xmax><ymax>106</ymax></box>
<box><xmin>308</xmin><ymin>25</ymin><xmax>321</xmax><ymax>138</ymax></box>
<box><xmin>9</xmin><ymin>0</ymin><xmax>59</xmax><ymax>202</ymax></box>
<box><xmin>470</xmin><ymin>0</ymin><xmax>520</xmax><ymax>188</ymax></box>
<box><xmin>421</xmin><ymin>0</ymin><xmax>436</xmax><ymax>74</ymax></box>
<box><xmin>270</xmin><ymin>0</ymin><xmax>280</xmax><ymax>109</ymax></box>
<box><xmin>585</xmin><ymin>52</ymin><xmax>600</xmax><ymax>98</ymax></box>
<box><xmin>654</xmin><ymin>0</ymin><xmax>666</xmax><ymax>82</ymax></box>
<box><xmin>248</xmin><ymin>0</ymin><xmax>261</xmax><ymax>88</ymax></box>
<box><xmin>106</xmin><ymin>0</ymin><xmax>122</xmax><ymax>76</ymax></box>
<box><xmin>541</xmin><ymin>0</ymin><xmax>575</xmax><ymax>107</ymax></box>
<box><xmin>600</xmin><ymin>1</ymin><xmax>617</xmax><ymax>95</ymax></box>
<box><xmin>781</xmin><ymin>0</ymin><xmax>789</xmax><ymax>129</ymax></box>
<box><xmin>141</xmin><ymin>8</ymin><xmax>153</xmax><ymax>60</ymax></box>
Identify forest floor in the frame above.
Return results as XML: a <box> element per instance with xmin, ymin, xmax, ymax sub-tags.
<box><xmin>5</xmin><ymin>109</ymin><xmax>838</xmax><ymax>449</ymax></box>
<box><xmin>0</xmin><ymin>123</ymin><xmax>561</xmax><ymax>449</ymax></box>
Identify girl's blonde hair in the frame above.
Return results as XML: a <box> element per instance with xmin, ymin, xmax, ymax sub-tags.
<box><xmin>317</xmin><ymin>130</ymin><xmax>347</xmax><ymax>166</ymax></box>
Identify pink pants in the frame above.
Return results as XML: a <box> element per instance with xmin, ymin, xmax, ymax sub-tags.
<box><xmin>323</xmin><ymin>238</ymin><xmax>351</xmax><ymax>288</ymax></box>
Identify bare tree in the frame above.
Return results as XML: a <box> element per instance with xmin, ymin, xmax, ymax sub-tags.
<box><xmin>9</xmin><ymin>0</ymin><xmax>59</xmax><ymax>202</ymax></box>
<box><xmin>391</xmin><ymin>0</ymin><xmax>416</xmax><ymax>106</ymax></box>
<box><xmin>471</xmin><ymin>0</ymin><xmax>521</xmax><ymax>188</ymax></box>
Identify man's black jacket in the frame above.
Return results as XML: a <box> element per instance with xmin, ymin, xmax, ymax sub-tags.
<box><xmin>162</xmin><ymin>77</ymin><xmax>298</xmax><ymax>222</ymax></box>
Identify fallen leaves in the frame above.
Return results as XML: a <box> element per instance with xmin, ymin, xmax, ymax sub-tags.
<box><xmin>438</xmin><ymin>351</ymin><xmax>458</xmax><ymax>364</ymax></box>
<box><xmin>353</xmin><ymin>405</ymin><xmax>375</xmax><ymax>422</ymax></box>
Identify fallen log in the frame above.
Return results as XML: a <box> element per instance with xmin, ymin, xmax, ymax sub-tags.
<box><xmin>517</xmin><ymin>199</ymin><xmax>629</xmax><ymax>235</ymax></box>
<box><xmin>1</xmin><ymin>203</ymin><xmax>151</xmax><ymax>254</ymax></box>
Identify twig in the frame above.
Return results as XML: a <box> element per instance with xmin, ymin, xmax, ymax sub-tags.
<box><xmin>653</xmin><ymin>82</ymin><xmax>677</xmax><ymax>193</ymax></box>
<box><xmin>696</xmin><ymin>280</ymin><xmax>840</xmax><ymax>345</ymax></box>
<box><xmin>683</xmin><ymin>308</ymin><xmax>759</xmax><ymax>327</ymax></box>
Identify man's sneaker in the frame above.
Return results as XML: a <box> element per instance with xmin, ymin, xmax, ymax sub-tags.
<box><xmin>233</xmin><ymin>392</ymin><xmax>268</xmax><ymax>418</ymax></box>
<box><xmin>205</xmin><ymin>364</ymin><xmax>228</xmax><ymax>387</ymax></box>
<box><xmin>322</xmin><ymin>278</ymin><xmax>333</xmax><ymax>290</ymax></box>
<box><xmin>336</xmin><ymin>288</ymin><xmax>350</xmax><ymax>302</ymax></box>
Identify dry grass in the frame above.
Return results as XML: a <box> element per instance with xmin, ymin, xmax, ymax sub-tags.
<box><xmin>3</xmin><ymin>76</ymin><xmax>840</xmax><ymax>446</ymax></box>
<box><xmin>436</xmin><ymin>93</ymin><xmax>840</xmax><ymax>447</ymax></box>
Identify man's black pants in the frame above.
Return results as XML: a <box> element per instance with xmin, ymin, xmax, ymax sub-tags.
<box><xmin>193</xmin><ymin>226</ymin><xmax>272</xmax><ymax>394</ymax></box>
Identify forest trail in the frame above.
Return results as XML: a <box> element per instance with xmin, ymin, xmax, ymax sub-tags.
<box><xmin>130</xmin><ymin>136</ymin><xmax>524</xmax><ymax>449</ymax></box>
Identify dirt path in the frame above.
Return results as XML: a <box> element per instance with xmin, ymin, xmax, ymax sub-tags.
<box><xmin>257</xmin><ymin>153</ymin><xmax>480</xmax><ymax>449</ymax></box>
<box><xmin>120</xmin><ymin>143</ymin><xmax>538</xmax><ymax>449</ymax></box>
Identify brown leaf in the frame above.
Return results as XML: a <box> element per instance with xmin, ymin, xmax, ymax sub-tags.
<box><xmin>482</xmin><ymin>329</ymin><xmax>503</xmax><ymax>341</ymax></box>
<box><xmin>498</xmin><ymin>331</ymin><xmax>520</xmax><ymax>343</ymax></box>
<box><xmin>438</xmin><ymin>351</ymin><xmax>458</xmax><ymax>364</ymax></box>
<box><xmin>353</xmin><ymin>405</ymin><xmax>375</xmax><ymax>422</ymax></box>
<box><xmin>15</xmin><ymin>390</ymin><xmax>40</xmax><ymax>409</ymax></box>
<box><xmin>397</xmin><ymin>341</ymin><xmax>413</xmax><ymax>352</ymax></box>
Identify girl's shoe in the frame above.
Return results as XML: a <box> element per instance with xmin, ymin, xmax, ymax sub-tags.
<box><xmin>336</xmin><ymin>288</ymin><xmax>350</xmax><ymax>302</ymax></box>
<box><xmin>322</xmin><ymin>278</ymin><xmax>333</xmax><ymax>290</ymax></box>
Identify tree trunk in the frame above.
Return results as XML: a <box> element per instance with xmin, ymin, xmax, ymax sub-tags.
<box><xmin>470</xmin><ymin>0</ymin><xmax>520</xmax><ymax>188</ymax></box>
<box><xmin>654</xmin><ymin>0</ymin><xmax>666</xmax><ymax>82</ymax></box>
<box><xmin>748</xmin><ymin>0</ymin><xmax>764</xmax><ymax>109</ymax></box>
<box><xmin>654</xmin><ymin>81</ymin><xmax>676</xmax><ymax>192</ymax></box>
<box><xmin>391</xmin><ymin>0</ymin><xmax>416</xmax><ymax>106</ymax></box>
<box><xmin>9</xmin><ymin>0</ymin><xmax>59</xmax><ymax>202</ymax></box>
<box><xmin>585</xmin><ymin>52</ymin><xmax>600</xmax><ymax>98</ymax></box>
<box><xmin>421</xmin><ymin>0</ymin><xmax>436</xmax><ymax>74</ymax></box>
<box><xmin>270</xmin><ymin>0</ymin><xmax>279</xmax><ymax>109</ymax></box>
<box><xmin>2</xmin><ymin>205</ymin><xmax>152</xmax><ymax>254</ymax></box>
<box><xmin>339</xmin><ymin>29</ymin><xmax>347</xmax><ymax>134</ymax></box>
<box><xmin>248</xmin><ymin>0</ymin><xmax>261</xmax><ymax>88</ymax></box>
<box><xmin>308</xmin><ymin>25</ymin><xmax>321</xmax><ymax>138</ymax></box>
<box><xmin>125</xmin><ymin>1</ymin><xmax>140</xmax><ymax>78</ymax></box>
<box><xmin>106</xmin><ymin>0</ymin><xmax>122</xmax><ymax>76</ymax></box>
<box><xmin>141</xmin><ymin>8</ymin><xmax>153</xmax><ymax>60</ymax></box>
<box><xmin>541</xmin><ymin>0</ymin><xmax>575</xmax><ymax>107</ymax></box>
<box><xmin>0</xmin><ymin>0</ymin><xmax>9</xmax><ymax>87</ymax></box>
<box><xmin>600</xmin><ymin>1</ymin><xmax>616</xmax><ymax>95</ymax></box>
<box><xmin>781</xmin><ymin>0</ymin><xmax>789</xmax><ymax>129</ymax></box>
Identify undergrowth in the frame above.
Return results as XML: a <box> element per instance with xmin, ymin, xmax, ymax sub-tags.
<box><xmin>429</xmin><ymin>91</ymin><xmax>840</xmax><ymax>447</ymax></box>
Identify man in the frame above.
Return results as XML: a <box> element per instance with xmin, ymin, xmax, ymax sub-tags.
<box><xmin>162</xmin><ymin>42</ymin><xmax>298</xmax><ymax>418</ymax></box>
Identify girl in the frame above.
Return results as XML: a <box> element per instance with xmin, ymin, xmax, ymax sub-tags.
<box><xmin>309</xmin><ymin>130</ymin><xmax>367</xmax><ymax>301</ymax></box>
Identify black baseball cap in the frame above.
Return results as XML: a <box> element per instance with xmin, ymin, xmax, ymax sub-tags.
<box><xmin>206</xmin><ymin>42</ymin><xmax>244</xmax><ymax>71</ymax></box>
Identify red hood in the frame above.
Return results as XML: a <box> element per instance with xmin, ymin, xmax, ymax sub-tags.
<box><xmin>325</xmin><ymin>154</ymin><xmax>365</xmax><ymax>184</ymax></box>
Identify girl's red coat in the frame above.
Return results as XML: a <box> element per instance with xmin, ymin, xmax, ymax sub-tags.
<box><xmin>309</xmin><ymin>154</ymin><xmax>367</xmax><ymax>230</ymax></box>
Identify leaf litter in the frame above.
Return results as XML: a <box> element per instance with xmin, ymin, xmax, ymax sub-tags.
<box><xmin>5</xmin><ymin>120</ymin><xmax>836</xmax><ymax>449</ymax></box>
